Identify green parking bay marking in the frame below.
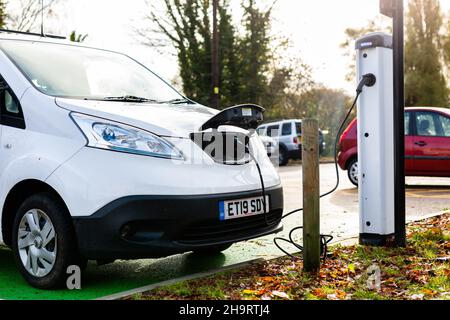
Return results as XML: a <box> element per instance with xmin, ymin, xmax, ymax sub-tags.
<box><xmin>0</xmin><ymin>241</ymin><xmax>278</xmax><ymax>300</ymax></box>
<box><xmin>0</xmin><ymin>246</ymin><xmax>224</xmax><ymax>300</ymax></box>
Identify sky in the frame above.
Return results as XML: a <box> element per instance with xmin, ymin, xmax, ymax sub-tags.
<box><xmin>33</xmin><ymin>0</ymin><xmax>450</xmax><ymax>93</ymax></box>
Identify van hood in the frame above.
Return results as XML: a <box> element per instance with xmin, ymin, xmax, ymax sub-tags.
<box><xmin>55</xmin><ymin>98</ymin><xmax>219</xmax><ymax>138</ymax></box>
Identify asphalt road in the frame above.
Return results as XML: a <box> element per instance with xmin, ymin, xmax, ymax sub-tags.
<box><xmin>1</xmin><ymin>163</ymin><xmax>449</xmax><ymax>299</ymax></box>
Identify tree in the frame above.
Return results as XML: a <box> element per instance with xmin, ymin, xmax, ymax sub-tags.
<box><xmin>0</xmin><ymin>0</ymin><xmax>7</xmax><ymax>28</ymax></box>
<box><xmin>305</xmin><ymin>87</ymin><xmax>350</xmax><ymax>156</ymax></box>
<box><xmin>440</xmin><ymin>9</ymin><xmax>450</xmax><ymax>93</ymax></box>
<box><xmin>140</xmin><ymin>0</ymin><xmax>281</xmax><ymax>108</ymax></box>
<box><xmin>140</xmin><ymin>0</ymin><xmax>315</xmax><ymax>121</ymax></box>
<box><xmin>405</xmin><ymin>0</ymin><xmax>448</xmax><ymax>107</ymax></box>
<box><xmin>265</xmin><ymin>48</ymin><xmax>315</xmax><ymax>120</ymax></box>
<box><xmin>6</xmin><ymin>0</ymin><xmax>59</xmax><ymax>32</ymax></box>
<box><xmin>140</xmin><ymin>0</ymin><xmax>216</xmax><ymax>106</ymax></box>
<box><xmin>342</xmin><ymin>5</ymin><xmax>449</xmax><ymax>107</ymax></box>
<box><xmin>340</xmin><ymin>18</ymin><xmax>391</xmax><ymax>83</ymax></box>
<box><xmin>237</xmin><ymin>0</ymin><xmax>273</xmax><ymax>106</ymax></box>
<box><xmin>217</xmin><ymin>1</ymin><xmax>241</xmax><ymax>106</ymax></box>
<box><xmin>70</xmin><ymin>31</ymin><xmax>88</xmax><ymax>43</ymax></box>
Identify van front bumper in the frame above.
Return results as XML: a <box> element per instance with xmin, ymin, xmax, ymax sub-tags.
<box><xmin>73</xmin><ymin>186</ymin><xmax>284</xmax><ymax>260</ymax></box>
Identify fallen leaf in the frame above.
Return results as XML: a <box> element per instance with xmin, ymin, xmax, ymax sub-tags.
<box><xmin>311</xmin><ymin>288</ymin><xmax>327</xmax><ymax>299</ymax></box>
<box><xmin>255</xmin><ymin>289</ymin><xmax>268</xmax><ymax>297</ymax></box>
<box><xmin>336</xmin><ymin>290</ymin><xmax>347</xmax><ymax>300</ymax></box>
<box><xmin>348</xmin><ymin>264</ymin><xmax>356</xmax><ymax>274</ymax></box>
<box><xmin>422</xmin><ymin>289</ymin><xmax>438</xmax><ymax>297</ymax></box>
<box><xmin>260</xmin><ymin>276</ymin><xmax>275</xmax><ymax>282</ymax></box>
<box><xmin>242</xmin><ymin>290</ymin><xmax>257</xmax><ymax>295</ymax></box>
<box><xmin>272</xmin><ymin>291</ymin><xmax>290</xmax><ymax>300</ymax></box>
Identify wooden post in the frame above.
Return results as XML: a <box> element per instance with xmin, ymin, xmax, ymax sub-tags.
<box><xmin>302</xmin><ymin>119</ymin><xmax>321</xmax><ymax>273</ymax></box>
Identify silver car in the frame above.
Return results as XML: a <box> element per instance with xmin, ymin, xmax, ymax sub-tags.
<box><xmin>257</xmin><ymin>120</ymin><xmax>326</xmax><ymax>166</ymax></box>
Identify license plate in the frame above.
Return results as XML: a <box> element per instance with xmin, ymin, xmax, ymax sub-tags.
<box><xmin>219</xmin><ymin>196</ymin><xmax>270</xmax><ymax>221</ymax></box>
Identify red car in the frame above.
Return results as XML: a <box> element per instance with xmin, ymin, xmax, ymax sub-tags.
<box><xmin>338</xmin><ymin>107</ymin><xmax>450</xmax><ymax>186</ymax></box>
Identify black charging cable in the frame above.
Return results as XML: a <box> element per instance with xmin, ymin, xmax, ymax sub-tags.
<box><xmin>248</xmin><ymin>152</ymin><xmax>271</xmax><ymax>227</ymax></box>
<box><xmin>251</xmin><ymin>73</ymin><xmax>376</xmax><ymax>260</ymax></box>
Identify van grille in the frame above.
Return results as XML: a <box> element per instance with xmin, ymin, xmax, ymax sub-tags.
<box><xmin>177</xmin><ymin>210</ymin><xmax>283</xmax><ymax>245</ymax></box>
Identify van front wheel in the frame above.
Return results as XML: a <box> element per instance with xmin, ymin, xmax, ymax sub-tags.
<box><xmin>12</xmin><ymin>193</ymin><xmax>85</xmax><ymax>289</ymax></box>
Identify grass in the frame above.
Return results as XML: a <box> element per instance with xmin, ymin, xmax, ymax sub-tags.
<box><xmin>128</xmin><ymin>214</ymin><xmax>450</xmax><ymax>301</ymax></box>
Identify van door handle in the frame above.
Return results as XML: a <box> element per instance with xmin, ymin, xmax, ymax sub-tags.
<box><xmin>415</xmin><ymin>141</ymin><xmax>427</xmax><ymax>147</ymax></box>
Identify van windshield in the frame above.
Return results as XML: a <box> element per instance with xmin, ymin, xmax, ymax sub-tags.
<box><xmin>0</xmin><ymin>40</ymin><xmax>184</xmax><ymax>102</ymax></box>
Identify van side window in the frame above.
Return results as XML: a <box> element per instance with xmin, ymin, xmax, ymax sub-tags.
<box><xmin>0</xmin><ymin>76</ymin><xmax>26</xmax><ymax>129</ymax></box>
<box><xmin>257</xmin><ymin>127</ymin><xmax>266</xmax><ymax>136</ymax></box>
<box><xmin>5</xmin><ymin>91</ymin><xmax>20</xmax><ymax>114</ymax></box>
<box><xmin>281</xmin><ymin>123</ymin><xmax>292</xmax><ymax>136</ymax></box>
<box><xmin>295</xmin><ymin>122</ymin><xmax>302</xmax><ymax>135</ymax></box>
<box><xmin>416</xmin><ymin>112</ymin><xmax>437</xmax><ymax>137</ymax></box>
<box><xmin>267</xmin><ymin>125</ymin><xmax>280</xmax><ymax>138</ymax></box>
<box><xmin>438</xmin><ymin>114</ymin><xmax>450</xmax><ymax>137</ymax></box>
<box><xmin>404</xmin><ymin>112</ymin><xmax>410</xmax><ymax>136</ymax></box>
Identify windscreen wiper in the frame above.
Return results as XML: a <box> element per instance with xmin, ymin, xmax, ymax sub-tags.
<box><xmin>102</xmin><ymin>95</ymin><xmax>160</xmax><ymax>103</ymax></box>
<box><xmin>161</xmin><ymin>98</ymin><xmax>195</xmax><ymax>105</ymax></box>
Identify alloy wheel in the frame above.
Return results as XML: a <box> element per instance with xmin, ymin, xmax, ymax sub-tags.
<box><xmin>349</xmin><ymin>161</ymin><xmax>358</xmax><ymax>185</ymax></box>
<box><xmin>17</xmin><ymin>209</ymin><xmax>57</xmax><ymax>277</ymax></box>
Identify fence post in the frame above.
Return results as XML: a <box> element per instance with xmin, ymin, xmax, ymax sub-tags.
<box><xmin>302</xmin><ymin>119</ymin><xmax>321</xmax><ymax>273</ymax></box>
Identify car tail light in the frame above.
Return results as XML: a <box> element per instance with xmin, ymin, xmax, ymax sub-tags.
<box><xmin>293</xmin><ymin>137</ymin><xmax>298</xmax><ymax>144</ymax></box>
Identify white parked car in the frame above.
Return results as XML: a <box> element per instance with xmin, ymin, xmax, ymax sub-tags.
<box><xmin>258</xmin><ymin>120</ymin><xmax>326</xmax><ymax>166</ymax></box>
<box><xmin>259</xmin><ymin>135</ymin><xmax>278</xmax><ymax>163</ymax></box>
<box><xmin>0</xmin><ymin>32</ymin><xmax>283</xmax><ymax>289</ymax></box>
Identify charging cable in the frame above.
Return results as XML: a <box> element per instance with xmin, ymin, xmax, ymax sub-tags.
<box><xmin>248</xmin><ymin>152</ymin><xmax>271</xmax><ymax>226</ymax></box>
<box><xmin>251</xmin><ymin>73</ymin><xmax>376</xmax><ymax>260</ymax></box>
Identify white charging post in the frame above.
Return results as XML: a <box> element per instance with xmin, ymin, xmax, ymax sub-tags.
<box><xmin>356</xmin><ymin>33</ymin><xmax>396</xmax><ymax>245</ymax></box>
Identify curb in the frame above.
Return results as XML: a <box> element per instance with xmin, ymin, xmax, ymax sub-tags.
<box><xmin>96</xmin><ymin>258</ymin><xmax>264</xmax><ymax>300</ymax></box>
<box><xmin>406</xmin><ymin>210</ymin><xmax>448</xmax><ymax>223</ymax></box>
<box><xmin>328</xmin><ymin>210</ymin><xmax>448</xmax><ymax>246</ymax></box>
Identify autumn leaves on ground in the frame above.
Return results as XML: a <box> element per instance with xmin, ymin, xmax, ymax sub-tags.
<box><xmin>129</xmin><ymin>214</ymin><xmax>450</xmax><ymax>301</ymax></box>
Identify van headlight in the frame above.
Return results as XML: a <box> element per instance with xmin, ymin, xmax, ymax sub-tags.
<box><xmin>71</xmin><ymin>113</ymin><xmax>184</xmax><ymax>160</ymax></box>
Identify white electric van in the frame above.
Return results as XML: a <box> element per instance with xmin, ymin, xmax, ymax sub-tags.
<box><xmin>0</xmin><ymin>32</ymin><xmax>283</xmax><ymax>289</ymax></box>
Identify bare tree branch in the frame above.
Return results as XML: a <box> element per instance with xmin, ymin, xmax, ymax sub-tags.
<box><xmin>7</xmin><ymin>0</ymin><xmax>59</xmax><ymax>32</ymax></box>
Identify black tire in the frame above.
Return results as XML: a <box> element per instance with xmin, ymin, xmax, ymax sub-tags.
<box><xmin>12</xmin><ymin>192</ymin><xmax>85</xmax><ymax>289</ymax></box>
<box><xmin>279</xmin><ymin>147</ymin><xmax>289</xmax><ymax>167</ymax></box>
<box><xmin>192</xmin><ymin>244</ymin><xmax>232</xmax><ymax>256</ymax></box>
<box><xmin>347</xmin><ymin>158</ymin><xmax>359</xmax><ymax>187</ymax></box>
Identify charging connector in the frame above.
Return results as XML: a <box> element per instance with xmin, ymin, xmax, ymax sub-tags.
<box><xmin>357</xmin><ymin>73</ymin><xmax>376</xmax><ymax>94</ymax></box>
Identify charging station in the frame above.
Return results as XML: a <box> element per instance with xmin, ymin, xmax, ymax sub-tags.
<box><xmin>356</xmin><ymin>33</ymin><xmax>396</xmax><ymax>245</ymax></box>
<box><xmin>355</xmin><ymin>0</ymin><xmax>406</xmax><ymax>247</ymax></box>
